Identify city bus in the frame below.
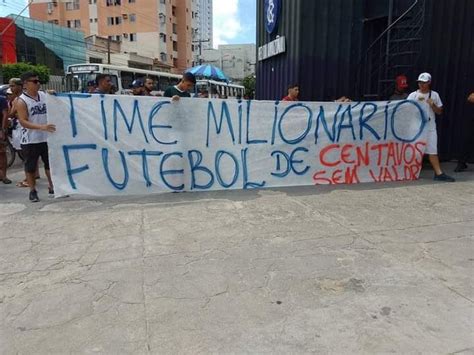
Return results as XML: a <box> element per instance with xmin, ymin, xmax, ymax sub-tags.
<box><xmin>195</xmin><ymin>79</ymin><xmax>245</xmax><ymax>99</ymax></box>
<box><xmin>65</xmin><ymin>63</ymin><xmax>245</xmax><ymax>98</ymax></box>
<box><xmin>65</xmin><ymin>63</ymin><xmax>182</xmax><ymax>94</ymax></box>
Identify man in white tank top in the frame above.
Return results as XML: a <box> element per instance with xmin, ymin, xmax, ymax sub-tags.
<box><xmin>16</xmin><ymin>72</ymin><xmax>56</xmax><ymax>202</ymax></box>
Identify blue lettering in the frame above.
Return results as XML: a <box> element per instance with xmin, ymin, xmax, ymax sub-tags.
<box><xmin>278</xmin><ymin>103</ymin><xmax>313</xmax><ymax>145</ymax></box>
<box><xmin>113</xmin><ymin>99</ymin><xmax>149</xmax><ymax>143</ymax></box>
<box><xmin>128</xmin><ymin>150</ymin><xmax>163</xmax><ymax>187</ymax></box>
<box><xmin>336</xmin><ymin>105</ymin><xmax>356</xmax><ymax>142</ymax></box>
<box><xmin>315</xmin><ymin>105</ymin><xmax>340</xmax><ymax>144</ymax></box>
<box><xmin>359</xmin><ymin>103</ymin><xmax>381</xmax><ymax>141</ymax></box>
<box><xmin>391</xmin><ymin>100</ymin><xmax>426</xmax><ymax>142</ymax></box>
<box><xmin>62</xmin><ymin>144</ymin><xmax>97</xmax><ymax>190</ymax></box>
<box><xmin>246</xmin><ymin>100</ymin><xmax>267</xmax><ymax>144</ymax></box>
<box><xmin>102</xmin><ymin>148</ymin><xmax>129</xmax><ymax>190</ymax></box>
<box><xmin>67</xmin><ymin>94</ymin><xmax>90</xmax><ymax>137</ymax></box>
<box><xmin>241</xmin><ymin>148</ymin><xmax>266</xmax><ymax>189</ymax></box>
<box><xmin>160</xmin><ymin>152</ymin><xmax>185</xmax><ymax>191</ymax></box>
<box><xmin>187</xmin><ymin>150</ymin><xmax>214</xmax><ymax>190</ymax></box>
<box><xmin>206</xmin><ymin>101</ymin><xmax>236</xmax><ymax>147</ymax></box>
<box><xmin>148</xmin><ymin>101</ymin><xmax>177</xmax><ymax>145</ymax></box>
<box><xmin>215</xmin><ymin>150</ymin><xmax>239</xmax><ymax>188</ymax></box>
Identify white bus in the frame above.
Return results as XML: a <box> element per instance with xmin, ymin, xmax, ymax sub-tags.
<box><xmin>195</xmin><ymin>79</ymin><xmax>245</xmax><ymax>99</ymax></box>
<box><xmin>65</xmin><ymin>63</ymin><xmax>245</xmax><ymax>98</ymax></box>
<box><xmin>65</xmin><ymin>63</ymin><xmax>182</xmax><ymax>94</ymax></box>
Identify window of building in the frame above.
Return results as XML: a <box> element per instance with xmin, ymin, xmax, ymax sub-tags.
<box><xmin>48</xmin><ymin>20</ymin><xmax>59</xmax><ymax>25</ymax></box>
<box><xmin>173</xmin><ymin>41</ymin><xmax>177</xmax><ymax>51</ymax></box>
<box><xmin>95</xmin><ymin>18</ymin><xmax>98</xmax><ymax>22</ymax></box>
<box><xmin>130</xmin><ymin>33</ymin><xmax>136</xmax><ymax>42</ymax></box>
<box><xmin>89</xmin><ymin>0</ymin><xmax>97</xmax><ymax>4</ymax></box>
<box><xmin>160</xmin><ymin>0</ymin><xmax>165</xmax><ymax>4</ymax></box>
<box><xmin>89</xmin><ymin>57</ymin><xmax>103</xmax><ymax>63</ymax></box>
<box><xmin>90</xmin><ymin>18</ymin><xmax>93</xmax><ymax>23</ymax></box>
<box><xmin>74</xmin><ymin>19</ymin><xmax>81</xmax><ymax>28</ymax></box>
<box><xmin>172</xmin><ymin>23</ymin><xmax>177</xmax><ymax>34</ymax></box>
<box><xmin>129</xmin><ymin>0</ymin><xmax>135</xmax><ymax>3</ymax></box>
<box><xmin>172</xmin><ymin>6</ymin><xmax>176</xmax><ymax>16</ymax></box>
<box><xmin>107</xmin><ymin>17</ymin><xmax>113</xmax><ymax>25</ymax></box>
<box><xmin>160</xmin><ymin>52</ymin><xmax>167</xmax><ymax>62</ymax></box>
<box><xmin>116</xmin><ymin>35</ymin><xmax>121</xmax><ymax>41</ymax></box>
<box><xmin>66</xmin><ymin>0</ymin><xmax>80</xmax><ymax>10</ymax></box>
<box><xmin>129</xmin><ymin>14</ymin><xmax>136</xmax><ymax>22</ymax></box>
<box><xmin>115</xmin><ymin>16</ymin><xmax>122</xmax><ymax>24</ymax></box>
<box><xmin>160</xmin><ymin>33</ymin><xmax>166</xmax><ymax>42</ymax></box>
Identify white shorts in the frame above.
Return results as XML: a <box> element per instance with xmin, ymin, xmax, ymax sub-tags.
<box><xmin>425</xmin><ymin>129</ymin><xmax>438</xmax><ymax>155</ymax></box>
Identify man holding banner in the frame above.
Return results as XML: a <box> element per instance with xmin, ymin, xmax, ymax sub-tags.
<box><xmin>163</xmin><ymin>72</ymin><xmax>196</xmax><ymax>101</ymax></box>
<box><xmin>407</xmin><ymin>72</ymin><xmax>455</xmax><ymax>182</ymax></box>
<box><xmin>16</xmin><ymin>72</ymin><xmax>56</xmax><ymax>202</ymax></box>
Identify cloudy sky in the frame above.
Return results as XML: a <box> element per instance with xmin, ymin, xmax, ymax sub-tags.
<box><xmin>0</xmin><ymin>0</ymin><xmax>257</xmax><ymax>46</ymax></box>
<box><xmin>213</xmin><ymin>0</ymin><xmax>256</xmax><ymax>47</ymax></box>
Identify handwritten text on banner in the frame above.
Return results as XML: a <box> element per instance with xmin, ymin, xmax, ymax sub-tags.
<box><xmin>47</xmin><ymin>95</ymin><xmax>428</xmax><ymax>197</ymax></box>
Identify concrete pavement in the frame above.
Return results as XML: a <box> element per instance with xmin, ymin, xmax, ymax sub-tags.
<box><xmin>0</xmin><ymin>162</ymin><xmax>473</xmax><ymax>354</ymax></box>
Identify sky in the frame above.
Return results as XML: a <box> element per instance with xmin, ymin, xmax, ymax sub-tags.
<box><xmin>0</xmin><ymin>0</ymin><xmax>257</xmax><ymax>47</ymax></box>
<box><xmin>212</xmin><ymin>0</ymin><xmax>256</xmax><ymax>47</ymax></box>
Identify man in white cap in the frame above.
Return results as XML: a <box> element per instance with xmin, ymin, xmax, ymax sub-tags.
<box><xmin>407</xmin><ymin>72</ymin><xmax>455</xmax><ymax>182</ymax></box>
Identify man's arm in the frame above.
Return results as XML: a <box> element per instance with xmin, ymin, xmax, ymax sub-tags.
<box><xmin>2</xmin><ymin>108</ymin><xmax>8</xmax><ymax>129</ymax></box>
<box><xmin>16</xmin><ymin>99</ymin><xmax>56</xmax><ymax>132</ymax></box>
<box><xmin>427</xmin><ymin>94</ymin><xmax>443</xmax><ymax>115</ymax></box>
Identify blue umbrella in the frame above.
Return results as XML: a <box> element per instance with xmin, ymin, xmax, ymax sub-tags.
<box><xmin>186</xmin><ymin>64</ymin><xmax>229</xmax><ymax>82</ymax></box>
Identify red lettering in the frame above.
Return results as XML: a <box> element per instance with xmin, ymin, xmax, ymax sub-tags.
<box><xmin>320</xmin><ymin>144</ymin><xmax>341</xmax><ymax>167</ymax></box>
<box><xmin>414</xmin><ymin>142</ymin><xmax>427</xmax><ymax>164</ymax></box>
<box><xmin>371</xmin><ymin>144</ymin><xmax>389</xmax><ymax>166</ymax></box>
<box><xmin>345</xmin><ymin>166</ymin><xmax>360</xmax><ymax>184</ymax></box>
<box><xmin>313</xmin><ymin>171</ymin><xmax>332</xmax><ymax>185</ymax></box>
<box><xmin>356</xmin><ymin>142</ymin><xmax>370</xmax><ymax>167</ymax></box>
<box><xmin>341</xmin><ymin>144</ymin><xmax>355</xmax><ymax>164</ymax></box>
<box><xmin>403</xmin><ymin>144</ymin><xmax>416</xmax><ymax>165</ymax></box>
<box><xmin>332</xmin><ymin>169</ymin><xmax>343</xmax><ymax>184</ymax></box>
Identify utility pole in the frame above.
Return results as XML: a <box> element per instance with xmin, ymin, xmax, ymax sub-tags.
<box><xmin>192</xmin><ymin>38</ymin><xmax>210</xmax><ymax>65</ymax></box>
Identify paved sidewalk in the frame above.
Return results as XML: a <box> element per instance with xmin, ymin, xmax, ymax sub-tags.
<box><xmin>0</xmin><ymin>162</ymin><xmax>473</xmax><ymax>354</ymax></box>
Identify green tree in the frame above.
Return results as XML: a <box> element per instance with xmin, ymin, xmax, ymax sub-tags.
<box><xmin>242</xmin><ymin>74</ymin><xmax>256</xmax><ymax>99</ymax></box>
<box><xmin>0</xmin><ymin>63</ymin><xmax>50</xmax><ymax>84</ymax></box>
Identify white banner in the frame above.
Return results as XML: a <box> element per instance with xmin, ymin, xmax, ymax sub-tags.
<box><xmin>47</xmin><ymin>95</ymin><xmax>428</xmax><ymax>197</ymax></box>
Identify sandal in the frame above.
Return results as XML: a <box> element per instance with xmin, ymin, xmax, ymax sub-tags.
<box><xmin>1</xmin><ymin>178</ymin><xmax>12</xmax><ymax>184</ymax></box>
<box><xmin>16</xmin><ymin>181</ymin><xmax>29</xmax><ymax>187</ymax></box>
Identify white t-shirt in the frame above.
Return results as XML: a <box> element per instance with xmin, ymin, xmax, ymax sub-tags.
<box><xmin>407</xmin><ymin>90</ymin><xmax>443</xmax><ymax>130</ymax></box>
<box><xmin>19</xmin><ymin>91</ymin><xmax>49</xmax><ymax>144</ymax></box>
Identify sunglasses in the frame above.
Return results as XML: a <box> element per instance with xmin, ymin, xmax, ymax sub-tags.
<box><xmin>26</xmin><ymin>79</ymin><xmax>41</xmax><ymax>84</ymax></box>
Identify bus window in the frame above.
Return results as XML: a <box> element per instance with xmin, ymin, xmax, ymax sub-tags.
<box><xmin>110</xmin><ymin>75</ymin><xmax>119</xmax><ymax>93</ymax></box>
<box><xmin>158</xmin><ymin>76</ymin><xmax>170</xmax><ymax>91</ymax></box>
<box><xmin>120</xmin><ymin>71</ymin><xmax>134</xmax><ymax>90</ymax></box>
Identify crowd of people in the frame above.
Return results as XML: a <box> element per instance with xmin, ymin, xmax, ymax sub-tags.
<box><xmin>0</xmin><ymin>70</ymin><xmax>472</xmax><ymax>202</ymax></box>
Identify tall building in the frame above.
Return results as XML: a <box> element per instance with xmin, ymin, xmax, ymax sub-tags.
<box><xmin>29</xmin><ymin>0</ymin><xmax>194</xmax><ymax>73</ymax></box>
<box><xmin>201</xmin><ymin>44</ymin><xmax>256</xmax><ymax>82</ymax></box>
<box><xmin>191</xmin><ymin>0</ymin><xmax>212</xmax><ymax>64</ymax></box>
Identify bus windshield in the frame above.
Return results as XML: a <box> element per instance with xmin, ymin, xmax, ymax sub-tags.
<box><xmin>65</xmin><ymin>73</ymin><xmax>118</xmax><ymax>93</ymax></box>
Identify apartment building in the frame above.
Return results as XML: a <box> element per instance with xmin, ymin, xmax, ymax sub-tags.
<box><xmin>29</xmin><ymin>0</ymin><xmax>194</xmax><ymax>73</ymax></box>
<box><xmin>191</xmin><ymin>0</ymin><xmax>212</xmax><ymax>63</ymax></box>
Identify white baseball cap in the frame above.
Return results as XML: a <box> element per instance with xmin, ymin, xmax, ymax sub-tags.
<box><xmin>417</xmin><ymin>72</ymin><xmax>432</xmax><ymax>82</ymax></box>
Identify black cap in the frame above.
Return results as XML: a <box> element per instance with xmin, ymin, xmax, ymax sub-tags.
<box><xmin>131</xmin><ymin>79</ymin><xmax>144</xmax><ymax>88</ymax></box>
